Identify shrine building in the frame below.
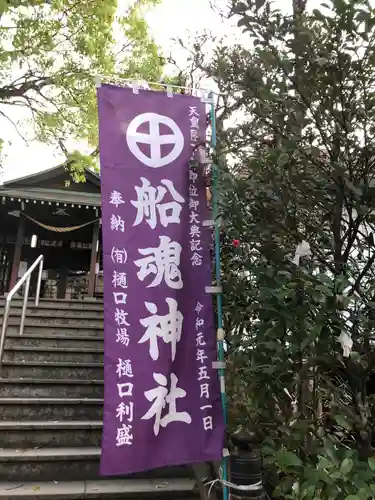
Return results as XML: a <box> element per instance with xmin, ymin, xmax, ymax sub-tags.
<box><xmin>0</xmin><ymin>165</ymin><xmax>103</xmax><ymax>300</ymax></box>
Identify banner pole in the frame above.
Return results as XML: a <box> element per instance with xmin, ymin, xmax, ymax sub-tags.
<box><xmin>209</xmin><ymin>96</ymin><xmax>229</xmax><ymax>500</ymax></box>
<box><xmin>96</xmin><ymin>74</ymin><xmax>228</xmax><ymax>96</ymax></box>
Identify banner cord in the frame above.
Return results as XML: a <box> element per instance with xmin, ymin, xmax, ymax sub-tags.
<box><xmin>96</xmin><ymin>74</ymin><xmax>227</xmax><ymax>96</ymax></box>
<box><xmin>210</xmin><ymin>96</ymin><xmax>229</xmax><ymax>500</ymax></box>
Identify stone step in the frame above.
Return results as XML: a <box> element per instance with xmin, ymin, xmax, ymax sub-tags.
<box><xmin>0</xmin><ymin>379</ymin><xmax>104</xmax><ymax>398</ymax></box>
<box><xmin>1</xmin><ymin>361</ymin><xmax>103</xmax><ymax>379</ymax></box>
<box><xmin>4</xmin><ymin>346</ymin><xmax>104</xmax><ymax>364</ymax></box>
<box><xmin>0</xmin><ymin>420</ymin><xmax>102</xmax><ymax>448</ymax></box>
<box><xmin>0</xmin><ymin>446</ymin><xmax>101</xmax><ymax>481</ymax></box>
<box><xmin>5</xmin><ymin>324</ymin><xmax>103</xmax><ymax>337</ymax></box>
<box><xmin>0</xmin><ymin>447</ymin><xmax>193</xmax><ymax>482</ymax></box>
<box><xmin>0</xmin><ymin>478</ymin><xmax>196</xmax><ymax>499</ymax></box>
<box><xmin>3</xmin><ymin>315</ymin><xmax>104</xmax><ymax>328</ymax></box>
<box><xmin>3</xmin><ymin>307</ymin><xmax>104</xmax><ymax>318</ymax></box>
<box><xmin>5</xmin><ymin>333</ymin><xmax>104</xmax><ymax>350</ymax></box>
<box><xmin>0</xmin><ymin>298</ymin><xmax>104</xmax><ymax>312</ymax></box>
<box><xmin>0</xmin><ymin>398</ymin><xmax>103</xmax><ymax>421</ymax></box>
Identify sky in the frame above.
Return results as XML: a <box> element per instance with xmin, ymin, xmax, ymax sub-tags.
<box><xmin>0</xmin><ymin>0</ymin><xmax>314</xmax><ymax>182</ymax></box>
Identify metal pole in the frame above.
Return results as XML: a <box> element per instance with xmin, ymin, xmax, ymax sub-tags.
<box><xmin>20</xmin><ymin>275</ymin><xmax>30</xmax><ymax>336</ymax></box>
<box><xmin>35</xmin><ymin>258</ymin><xmax>43</xmax><ymax>307</ymax></box>
<box><xmin>210</xmin><ymin>97</ymin><xmax>229</xmax><ymax>500</ymax></box>
<box><xmin>0</xmin><ymin>255</ymin><xmax>44</xmax><ymax>374</ymax></box>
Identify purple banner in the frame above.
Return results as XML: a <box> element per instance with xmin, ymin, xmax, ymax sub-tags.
<box><xmin>97</xmin><ymin>84</ymin><xmax>225</xmax><ymax>476</ymax></box>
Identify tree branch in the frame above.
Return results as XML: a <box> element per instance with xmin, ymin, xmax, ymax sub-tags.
<box><xmin>0</xmin><ymin>76</ymin><xmax>53</xmax><ymax>101</ymax></box>
<box><xmin>0</xmin><ymin>110</ymin><xmax>28</xmax><ymax>143</ymax></box>
<box><xmin>348</xmin><ymin>252</ymin><xmax>375</xmax><ymax>296</ymax></box>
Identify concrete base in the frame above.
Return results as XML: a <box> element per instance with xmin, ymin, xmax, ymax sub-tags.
<box><xmin>0</xmin><ymin>478</ymin><xmax>197</xmax><ymax>499</ymax></box>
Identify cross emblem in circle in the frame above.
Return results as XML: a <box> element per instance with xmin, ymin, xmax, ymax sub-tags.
<box><xmin>125</xmin><ymin>113</ymin><xmax>184</xmax><ymax>168</ymax></box>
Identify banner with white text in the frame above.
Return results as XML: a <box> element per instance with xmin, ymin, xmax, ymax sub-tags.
<box><xmin>97</xmin><ymin>84</ymin><xmax>224</xmax><ymax>475</ymax></box>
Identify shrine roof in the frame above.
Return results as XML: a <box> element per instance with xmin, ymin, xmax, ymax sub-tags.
<box><xmin>0</xmin><ymin>165</ymin><xmax>101</xmax><ymax>207</ymax></box>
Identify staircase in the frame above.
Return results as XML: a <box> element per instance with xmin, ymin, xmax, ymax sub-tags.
<box><xmin>0</xmin><ymin>298</ymin><xmax>197</xmax><ymax>499</ymax></box>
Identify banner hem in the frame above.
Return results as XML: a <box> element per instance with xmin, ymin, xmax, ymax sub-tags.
<box><xmin>99</xmin><ymin>451</ymin><xmax>224</xmax><ymax>477</ymax></box>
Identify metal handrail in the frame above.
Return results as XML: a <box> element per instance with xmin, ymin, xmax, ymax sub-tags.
<box><xmin>0</xmin><ymin>255</ymin><xmax>44</xmax><ymax>375</ymax></box>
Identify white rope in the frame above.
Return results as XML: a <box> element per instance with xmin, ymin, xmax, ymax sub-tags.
<box><xmin>205</xmin><ymin>468</ymin><xmax>263</xmax><ymax>497</ymax></box>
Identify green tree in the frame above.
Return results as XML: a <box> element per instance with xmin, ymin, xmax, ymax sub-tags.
<box><xmin>0</xmin><ymin>0</ymin><xmax>163</xmax><ymax>175</ymax></box>
<box><xmin>200</xmin><ymin>0</ymin><xmax>375</xmax><ymax>497</ymax></box>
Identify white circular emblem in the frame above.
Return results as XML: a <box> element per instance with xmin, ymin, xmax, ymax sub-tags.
<box><xmin>126</xmin><ymin>113</ymin><xmax>184</xmax><ymax>168</ymax></box>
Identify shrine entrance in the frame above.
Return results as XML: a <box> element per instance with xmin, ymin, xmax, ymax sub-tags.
<box><xmin>0</xmin><ymin>165</ymin><xmax>103</xmax><ymax>299</ymax></box>
<box><xmin>21</xmin><ymin>224</ymin><xmax>95</xmax><ymax>300</ymax></box>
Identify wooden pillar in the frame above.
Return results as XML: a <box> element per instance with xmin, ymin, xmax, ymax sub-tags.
<box><xmin>57</xmin><ymin>239</ymin><xmax>69</xmax><ymax>299</ymax></box>
<box><xmin>88</xmin><ymin>219</ymin><xmax>100</xmax><ymax>298</ymax></box>
<box><xmin>57</xmin><ymin>269</ymin><xmax>67</xmax><ymax>299</ymax></box>
<box><xmin>9</xmin><ymin>214</ymin><xmax>25</xmax><ymax>291</ymax></box>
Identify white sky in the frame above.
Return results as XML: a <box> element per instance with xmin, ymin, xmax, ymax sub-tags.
<box><xmin>0</xmin><ymin>0</ymin><xmax>316</xmax><ymax>181</ymax></box>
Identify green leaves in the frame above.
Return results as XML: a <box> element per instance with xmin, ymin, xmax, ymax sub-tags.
<box><xmin>332</xmin><ymin>0</ymin><xmax>348</xmax><ymax>14</ymax></box>
<box><xmin>340</xmin><ymin>458</ymin><xmax>354</xmax><ymax>475</ymax></box>
<box><xmin>0</xmin><ymin>0</ymin><xmax>164</xmax><ymax>160</ymax></box>
<box><xmin>238</xmin><ymin>15</ymin><xmax>251</xmax><ymax>29</ymax></box>
<box><xmin>275</xmin><ymin>450</ymin><xmax>303</xmax><ymax>469</ymax></box>
<box><xmin>334</xmin><ymin>414</ymin><xmax>352</xmax><ymax>431</ymax></box>
<box><xmin>318</xmin><ymin>456</ymin><xmax>335</xmax><ymax>469</ymax></box>
<box><xmin>214</xmin><ymin>0</ymin><xmax>375</xmax><ymax>496</ymax></box>
<box><xmin>0</xmin><ymin>0</ymin><xmax>7</xmax><ymax>14</ymax></box>
<box><xmin>232</xmin><ymin>1</ymin><xmax>248</xmax><ymax>14</ymax></box>
<box><xmin>313</xmin><ymin>9</ymin><xmax>327</xmax><ymax>21</ymax></box>
<box><xmin>255</xmin><ymin>0</ymin><xmax>266</xmax><ymax>10</ymax></box>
